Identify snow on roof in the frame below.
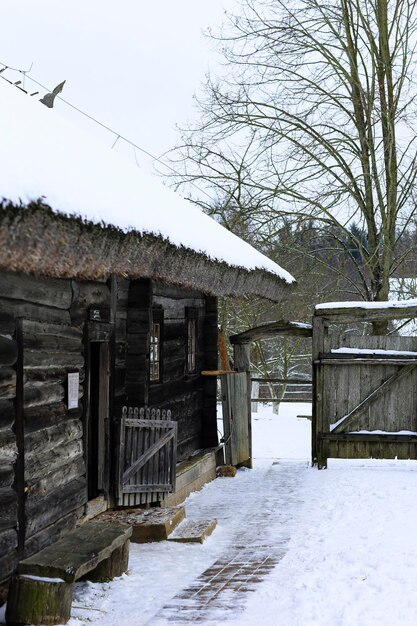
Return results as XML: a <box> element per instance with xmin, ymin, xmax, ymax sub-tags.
<box><xmin>0</xmin><ymin>79</ymin><xmax>294</xmax><ymax>284</ymax></box>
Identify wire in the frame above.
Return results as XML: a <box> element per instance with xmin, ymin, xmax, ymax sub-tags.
<box><xmin>0</xmin><ymin>61</ymin><xmax>213</xmax><ymax>200</ymax></box>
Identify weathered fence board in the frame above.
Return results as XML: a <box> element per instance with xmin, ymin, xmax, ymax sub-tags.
<box><xmin>314</xmin><ymin>330</ymin><xmax>417</xmax><ymax>466</ymax></box>
<box><xmin>221</xmin><ymin>372</ymin><xmax>250</xmax><ymax>467</ymax></box>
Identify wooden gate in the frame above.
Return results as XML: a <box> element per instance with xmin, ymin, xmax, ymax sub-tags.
<box><xmin>313</xmin><ymin>315</ymin><xmax>417</xmax><ymax>468</ymax></box>
<box><xmin>116</xmin><ymin>406</ymin><xmax>177</xmax><ymax>506</ymax></box>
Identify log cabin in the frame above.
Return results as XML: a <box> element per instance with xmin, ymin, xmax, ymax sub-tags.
<box><xmin>0</xmin><ymin>78</ymin><xmax>294</xmax><ymax>583</ymax></box>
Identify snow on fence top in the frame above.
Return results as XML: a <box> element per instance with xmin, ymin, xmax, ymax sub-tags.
<box><xmin>0</xmin><ymin>80</ymin><xmax>294</xmax><ymax>284</ymax></box>
<box><xmin>316</xmin><ymin>299</ymin><xmax>417</xmax><ymax>311</ymax></box>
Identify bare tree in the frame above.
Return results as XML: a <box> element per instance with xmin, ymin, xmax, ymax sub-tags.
<box><xmin>169</xmin><ymin>0</ymin><xmax>417</xmax><ymax>332</ymax></box>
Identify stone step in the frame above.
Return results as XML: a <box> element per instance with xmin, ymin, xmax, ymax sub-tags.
<box><xmin>98</xmin><ymin>506</ymin><xmax>186</xmax><ymax>543</ymax></box>
<box><xmin>167</xmin><ymin>519</ymin><xmax>217</xmax><ymax>544</ymax></box>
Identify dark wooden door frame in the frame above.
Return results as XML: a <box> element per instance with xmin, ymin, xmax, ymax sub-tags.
<box><xmin>84</xmin><ymin>322</ymin><xmax>112</xmax><ymax>502</ymax></box>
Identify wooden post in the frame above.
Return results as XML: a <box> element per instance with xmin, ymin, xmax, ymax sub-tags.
<box><xmin>86</xmin><ymin>540</ymin><xmax>130</xmax><ymax>582</ymax></box>
<box><xmin>233</xmin><ymin>342</ymin><xmax>252</xmax><ymax>468</ymax></box>
<box><xmin>312</xmin><ymin>316</ymin><xmax>328</xmax><ymax>468</ymax></box>
<box><xmin>6</xmin><ymin>576</ymin><xmax>73</xmax><ymax>626</ymax></box>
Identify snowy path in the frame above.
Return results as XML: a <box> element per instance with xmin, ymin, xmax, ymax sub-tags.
<box><xmin>148</xmin><ymin>461</ymin><xmax>307</xmax><ymax>624</ymax></box>
<box><xmin>5</xmin><ymin>403</ymin><xmax>417</xmax><ymax>625</ymax></box>
<box><xmin>67</xmin><ymin>458</ymin><xmax>308</xmax><ymax>626</ymax></box>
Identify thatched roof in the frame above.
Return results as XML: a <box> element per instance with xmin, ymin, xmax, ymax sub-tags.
<box><xmin>0</xmin><ymin>79</ymin><xmax>294</xmax><ymax>301</ymax></box>
<box><xmin>0</xmin><ymin>202</ymin><xmax>292</xmax><ymax>301</ymax></box>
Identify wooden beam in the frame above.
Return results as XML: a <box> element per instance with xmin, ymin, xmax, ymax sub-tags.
<box><xmin>230</xmin><ymin>320</ymin><xmax>312</xmax><ymax>344</ymax></box>
<box><xmin>320</xmin><ymin>433</ymin><xmax>417</xmax><ymax>442</ymax></box>
<box><xmin>331</xmin><ymin>363</ymin><xmax>417</xmax><ymax>434</ymax></box>
<box><xmin>318</xmin><ymin>357</ymin><xmax>417</xmax><ymax>366</ymax></box>
<box><xmin>315</xmin><ymin>304</ymin><xmax>417</xmax><ymax>324</ymax></box>
<box><xmin>251</xmin><ymin>377</ymin><xmax>312</xmax><ymax>384</ymax></box>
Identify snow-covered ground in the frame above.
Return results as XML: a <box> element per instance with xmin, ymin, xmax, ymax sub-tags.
<box><xmin>3</xmin><ymin>403</ymin><xmax>417</xmax><ymax>625</ymax></box>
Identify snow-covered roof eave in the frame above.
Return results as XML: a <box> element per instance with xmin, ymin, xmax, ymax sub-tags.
<box><xmin>0</xmin><ymin>202</ymin><xmax>293</xmax><ymax>301</ymax></box>
<box><xmin>0</xmin><ymin>79</ymin><xmax>294</xmax><ymax>297</ymax></box>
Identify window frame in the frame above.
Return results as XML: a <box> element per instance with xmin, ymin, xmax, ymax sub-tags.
<box><xmin>185</xmin><ymin>307</ymin><xmax>199</xmax><ymax>375</ymax></box>
<box><xmin>149</xmin><ymin>308</ymin><xmax>164</xmax><ymax>384</ymax></box>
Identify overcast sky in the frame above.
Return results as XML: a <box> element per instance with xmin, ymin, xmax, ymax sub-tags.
<box><xmin>2</xmin><ymin>1</ymin><xmax>236</xmax><ymax>174</ymax></box>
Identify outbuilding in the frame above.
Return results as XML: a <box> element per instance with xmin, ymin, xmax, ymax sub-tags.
<box><xmin>0</xmin><ymin>78</ymin><xmax>294</xmax><ymax>583</ymax></box>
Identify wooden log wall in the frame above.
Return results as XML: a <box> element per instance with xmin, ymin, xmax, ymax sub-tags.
<box><xmin>122</xmin><ymin>280</ymin><xmax>218</xmax><ymax>463</ymax></box>
<box><xmin>0</xmin><ymin>271</ymin><xmax>111</xmax><ymax>582</ymax></box>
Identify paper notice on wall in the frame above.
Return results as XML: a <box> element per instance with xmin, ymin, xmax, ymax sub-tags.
<box><xmin>68</xmin><ymin>372</ymin><xmax>79</xmax><ymax>410</ymax></box>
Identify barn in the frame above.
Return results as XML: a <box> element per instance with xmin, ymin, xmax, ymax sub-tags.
<box><xmin>0</xmin><ymin>78</ymin><xmax>294</xmax><ymax>585</ymax></box>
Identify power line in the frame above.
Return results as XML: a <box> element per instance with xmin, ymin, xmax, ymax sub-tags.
<box><xmin>0</xmin><ymin>61</ymin><xmax>213</xmax><ymax>201</ymax></box>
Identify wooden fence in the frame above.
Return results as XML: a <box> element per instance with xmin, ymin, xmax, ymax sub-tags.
<box><xmin>313</xmin><ymin>303</ymin><xmax>417</xmax><ymax>468</ymax></box>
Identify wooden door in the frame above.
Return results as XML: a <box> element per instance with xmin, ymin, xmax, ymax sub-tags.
<box><xmin>116</xmin><ymin>407</ymin><xmax>177</xmax><ymax>506</ymax></box>
<box><xmin>87</xmin><ymin>341</ymin><xmax>109</xmax><ymax>500</ymax></box>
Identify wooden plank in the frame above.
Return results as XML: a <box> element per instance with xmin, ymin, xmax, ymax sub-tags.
<box><xmin>24</xmin><ymin>351</ymin><xmax>84</xmax><ymax>369</ymax></box>
<box><xmin>0</xmin><ymin>272</ymin><xmax>72</xmax><ymax>309</ymax></box>
<box><xmin>332</xmin><ymin>364</ymin><xmax>417</xmax><ymax>433</ymax></box>
<box><xmin>24</xmin><ymin>477</ymin><xmax>87</xmax><ymax>539</ymax></box>
<box><xmin>321</xmin><ymin>433</ymin><xmax>417</xmax><ymax>442</ymax></box>
<box><xmin>221</xmin><ymin>372</ymin><xmax>249</xmax><ymax>466</ymax></box>
<box><xmin>0</xmin><ymin>547</ymin><xmax>18</xmax><ymax>584</ymax></box>
<box><xmin>27</xmin><ymin>456</ymin><xmax>86</xmax><ymax>502</ymax></box>
<box><xmin>167</xmin><ymin>519</ymin><xmax>217</xmax><ymax>544</ymax></box>
<box><xmin>24</xmin><ymin>417</ymin><xmax>81</xmax><ymax>459</ymax></box>
<box><xmin>0</xmin><ymin>336</ymin><xmax>17</xmax><ymax>366</ymax></box>
<box><xmin>319</xmin><ymin>356</ymin><xmax>417</xmax><ymax>364</ymax></box>
<box><xmin>24</xmin><ymin>511</ymin><xmax>78</xmax><ymax>559</ymax></box>
<box><xmin>0</xmin><ymin>367</ymin><xmax>16</xmax><ymax>399</ymax></box>
<box><xmin>0</xmin><ymin>488</ymin><xmax>18</xmax><ymax>531</ymax></box>
<box><xmin>117</xmin><ymin>418</ymin><xmax>126</xmax><ymax>506</ymax></box>
<box><xmin>122</xmin><ymin>484</ymin><xmax>172</xmax><ymax>493</ymax></box>
<box><xmin>25</xmin><ymin>439</ymin><xmax>84</xmax><ymax>481</ymax></box>
<box><xmin>0</xmin><ymin>463</ymin><xmax>15</xmax><ymax>489</ymax></box>
<box><xmin>122</xmin><ymin>427</ymin><xmax>176</xmax><ymax>483</ymax></box>
<box><xmin>314</xmin><ymin>304</ymin><xmax>417</xmax><ymax>322</ymax></box>
<box><xmin>21</xmin><ymin>319</ymin><xmax>82</xmax><ymax>340</ymax></box>
<box><xmin>230</xmin><ymin>320</ymin><xmax>312</xmax><ymax>343</ymax></box>
<box><xmin>24</xmin><ymin>382</ymin><xmax>65</xmax><ymax>409</ymax></box>
<box><xmin>312</xmin><ymin>316</ymin><xmax>327</xmax><ymax>467</ymax></box>
<box><xmin>0</xmin><ymin>297</ymin><xmax>71</xmax><ymax>333</ymax></box>
<box><xmin>18</xmin><ymin>521</ymin><xmax>132</xmax><ymax>583</ymax></box>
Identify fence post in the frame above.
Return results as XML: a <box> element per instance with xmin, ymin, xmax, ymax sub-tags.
<box><xmin>312</xmin><ymin>315</ymin><xmax>327</xmax><ymax>468</ymax></box>
<box><xmin>233</xmin><ymin>342</ymin><xmax>252</xmax><ymax>468</ymax></box>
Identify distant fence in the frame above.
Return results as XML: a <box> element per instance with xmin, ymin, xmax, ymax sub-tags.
<box><xmin>250</xmin><ymin>376</ymin><xmax>312</xmax><ymax>404</ymax></box>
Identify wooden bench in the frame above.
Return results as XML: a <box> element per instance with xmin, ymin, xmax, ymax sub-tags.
<box><xmin>6</xmin><ymin>520</ymin><xmax>132</xmax><ymax>626</ymax></box>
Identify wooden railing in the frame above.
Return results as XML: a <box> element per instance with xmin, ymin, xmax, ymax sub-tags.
<box><xmin>250</xmin><ymin>376</ymin><xmax>312</xmax><ymax>403</ymax></box>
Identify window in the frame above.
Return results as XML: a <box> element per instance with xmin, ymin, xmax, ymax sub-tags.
<box><xmin>150</xmin><ymin>309</ymin><xmax>163</xmax><ymax>382</ymax></box>
<box><xmin>186</xmin><ymin>308</ymin><xmax>198</xmax><ymax>374</ymax></box>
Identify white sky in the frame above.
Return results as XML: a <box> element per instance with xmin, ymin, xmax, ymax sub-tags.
<box><xmin>2</xmin><ymin>0</ymin><xmax>237</xmax><ymax>173</ymax></box>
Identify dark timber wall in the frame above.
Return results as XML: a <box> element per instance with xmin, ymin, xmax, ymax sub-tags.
<box><xmin>0</xmin><ymin>272</ymin><xmax>219</xmax><ymax>582</ymax></box>
<box><xmin>0</xmin><ymin>271</ymin><xmax>111</xmax><ymax>583</ymax></box>
<box><xmin>120</xmin><ymin>280</ymin><xmax>218</xmax><ymax>462</ymax></box>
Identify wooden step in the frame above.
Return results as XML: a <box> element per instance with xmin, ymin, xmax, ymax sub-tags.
<box><xmin>17</xmin><ymin>521</ymin><xmax>132</xmax><ymax>583</ymax></box>
<box><xmin>167</xmin><ymin>519</ymin><xmax>217</xmax><ymax>544</ymax></box>
<box><xmin>98</xmin><ymin>506</ymin><xmax>186</xmax><ymax>543</ymax></box>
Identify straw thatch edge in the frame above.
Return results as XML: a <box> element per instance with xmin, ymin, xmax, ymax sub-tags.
<box><xmin>0</xmin><ymin>201</ymin><xmax>292</xmax><ymax>301</ymax></box>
